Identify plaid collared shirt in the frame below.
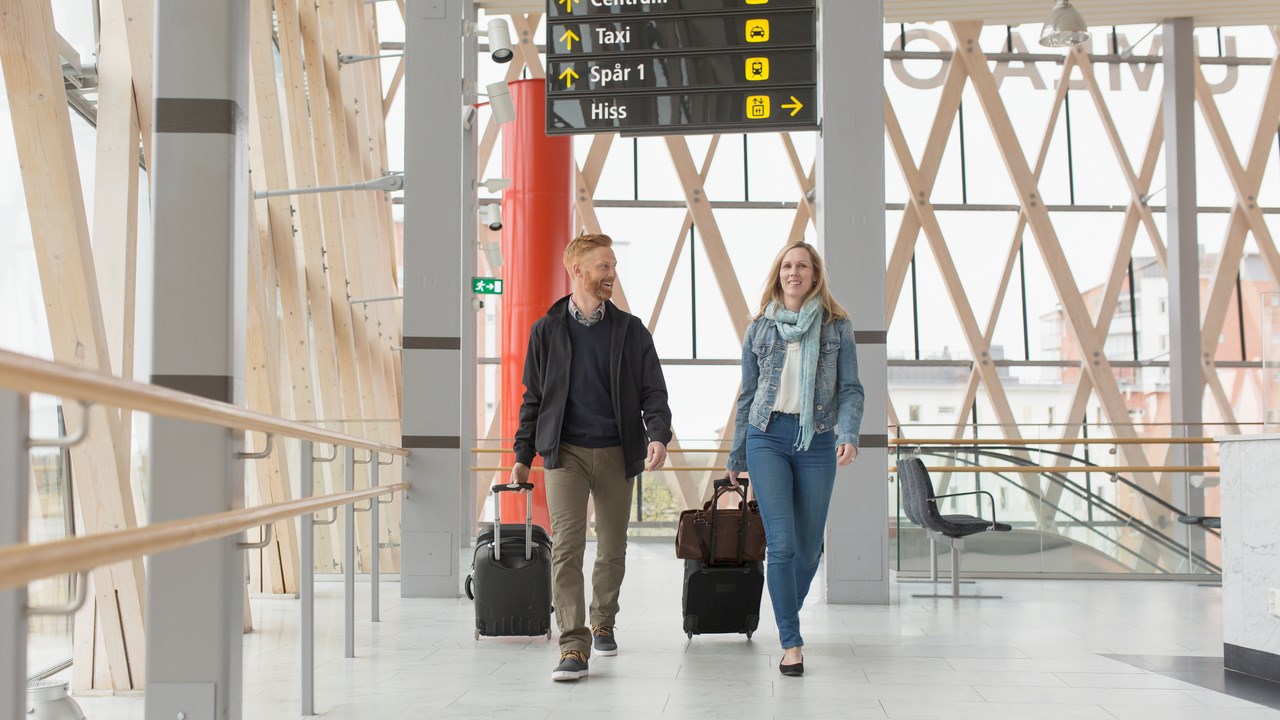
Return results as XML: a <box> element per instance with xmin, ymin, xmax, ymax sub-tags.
<box><xmin>568</xmin><ymin>298</ymin><xmax>605</xmax><ymax>327</ymax></box>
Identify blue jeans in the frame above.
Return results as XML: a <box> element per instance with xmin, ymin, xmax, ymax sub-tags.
<box><xmin>746</xmin><ymin>413</ymin><xmax>836</xmax><ymax>650</ymax></box>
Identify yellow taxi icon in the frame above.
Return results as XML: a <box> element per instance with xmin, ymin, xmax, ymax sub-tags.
<box><xmin>746</xmin><ymin>19</ymin><xmax>769</xmax><ymax>42</ymax></box>
<box><xmin>746</xmin><ymin>95</ymin><xmax>770</xmax><ymax>119</ymax></box>
<box><xmin>745</xmin><ymin>57</ymin><xmax>769</xmax><ymax>81</ymax></box>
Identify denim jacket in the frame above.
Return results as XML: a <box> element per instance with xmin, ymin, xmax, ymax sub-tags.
<box><xmin>727</xmin><ymin>314</ymin><xmax>865</xmax><ymax>472</ymax></box>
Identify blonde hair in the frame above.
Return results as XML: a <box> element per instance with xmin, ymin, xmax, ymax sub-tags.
<box><xmin>753</xmin><ymin>241</ymin><xmax>848</xmax><ymax>321</ymax></box>
<box><xmin>563</xmin><ymin>233</ymin><xmax>614</xmax><ymax>273</ymax></box>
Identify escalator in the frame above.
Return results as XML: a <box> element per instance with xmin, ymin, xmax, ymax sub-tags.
<box><xmin>893</xmin><ymin>446</ymin><xmax>1221</xmax><ymax>575</ymax></box>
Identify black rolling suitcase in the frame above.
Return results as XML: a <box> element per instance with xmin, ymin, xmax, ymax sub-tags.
<box><xmin>465</xmin><ymin>483</ymin><xmax>553</xmax><ymax>639</ymax></box>
<box><xmin>681</xmin><ymin>478</ymin><xmax>764</xmax><ymax>639</ymax></box>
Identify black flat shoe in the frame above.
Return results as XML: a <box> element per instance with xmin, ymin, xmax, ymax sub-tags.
<box><xmin>779</xmin><ymin>661</ymin><xmax>804</xmax><ymax>677</ymax></box>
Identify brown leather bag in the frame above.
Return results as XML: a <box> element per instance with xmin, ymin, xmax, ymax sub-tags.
<box><xmin>675</xmin><ymin>477</ymin><xmax>766</xmax><ymax>564</ymax></box>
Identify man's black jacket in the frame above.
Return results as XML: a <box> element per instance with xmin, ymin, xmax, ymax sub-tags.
<box><xmin>514</xmin><ymin>296</ymin><xmax>672</xmax><ymax>478</ymax></box>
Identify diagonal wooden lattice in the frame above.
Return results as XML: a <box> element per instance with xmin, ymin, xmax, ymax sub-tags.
<box><xmin>475</xmin><ymin>17</ymin><xmax>1279</xmax><ymax>553</ymax></box>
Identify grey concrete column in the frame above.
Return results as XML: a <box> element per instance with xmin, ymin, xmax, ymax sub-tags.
<box><xmin>1162</xmin><ymin>17</ymin><xmax>1205</xmax><ymax>543</ymax></box>
<box><xmin>401</xmin><ymin>0</ymin><xmax>472</xmax><ymax>597</ymax></box>
<box><xmin>145</xmin><ymin>2</ymin><xmax>249</xmax><ymax>718</ymax></box>
<box><xmin>816</xmin><ymin>0</ymin><xmax>888</xmax><ymax>604</ymax></box>
<box><xmin>0</xmin><ymin>391</ymin><xmax>29</xmax><ymax>719</ymax></box>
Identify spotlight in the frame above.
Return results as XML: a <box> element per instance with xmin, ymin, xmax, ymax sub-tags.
<box><xmin>486</xmin><ymin>81</ymin><xmax>515</xmax><ymax>125</ymax></box>
<box><xmin>481</xmin><ymin>203</ymin><xmax>503</xmax><ymax>231</ymax></box>
<box><xmin>486</xmin><ymin>18</ymin><xmax>514</xmax><ymax>63</ymax></box>
<box><xmin>464</xmin><ymin>17</ymin><xmax>514</xmax><ymax>64</ymax></box>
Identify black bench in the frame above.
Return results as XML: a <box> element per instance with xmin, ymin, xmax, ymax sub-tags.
<box><xmin>897</xmin><ymin>457</ymin><xmax>1012</xmax><ymax>599</ymax></box>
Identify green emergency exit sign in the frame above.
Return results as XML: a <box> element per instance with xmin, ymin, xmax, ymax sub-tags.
<box><xmin>472</xmin><ymin>277</ymin><xmax>504</xmax><ymax>295</ymax></box>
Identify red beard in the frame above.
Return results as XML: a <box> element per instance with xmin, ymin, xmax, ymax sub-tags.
<box><xmin>587</xmin><ymin>275</ymin><xmax>614</xmax><ymax>301</ymax></box>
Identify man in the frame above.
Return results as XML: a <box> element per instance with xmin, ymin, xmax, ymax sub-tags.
<box><xmin>510</xmin><ymin>233</ymin><xmax>672</xmax><ymax>682</ymax></box>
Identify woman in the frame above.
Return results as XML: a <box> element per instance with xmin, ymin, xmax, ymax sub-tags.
<box><xmin>726</xmin><ymin>241</ymin><xmax>864</xmax><ymax>677</ymax></box>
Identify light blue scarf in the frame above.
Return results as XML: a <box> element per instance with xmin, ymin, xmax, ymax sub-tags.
<box><xmin>765</xmin><ymin>298</ymin><xmax>823</xmax><ymax>451</ymax></box>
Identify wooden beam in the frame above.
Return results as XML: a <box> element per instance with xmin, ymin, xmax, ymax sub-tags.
<box><xmin>0</xmin><ymin>0</ymin><xmax>146</xmax><ymax>689</ymax></box>
<box><xmin>277</xmin><ymin>0</ymin><xmax>375</xmax><ymax>568</ymax></box>
<box><xmin>950</xmin><ymin>22</ymin><xmax>1146</xmax><ymax>447</ymax></box>
<box><xmin>1073</xmin><ymin>47</ymin><xmax>1169</xmax><ymax>270</ymax></box>
<box><xmin>1195</xmin><ymin>58</ymin><xmax>1280</xmax><ymax>286</ymax></box>
<box><xmin>383</xmin><ymin>55</ymin><xmax>405</xmax><ymax>116</ymax></box>
<box><xmin>884</xmin><ymin>91</ymin><xmax>1036</xmax><ymax>504</ymax></box>
<box><xmin>886</xmin><ymin>55</ymin><xmax>968</xmax><ymax>322</ymax></box>
<box><xmin>315</xmin><ymin>0</ymin><xmax>394</xmax><ymax>571</ymax></box>
<box><xmin>118</xmin><ymin>0</ymin><xmax>153</xmax><ymax>170</ymax></box>
<box><xmin>948</xmin><ymin>23</ymin><xmax>1171</xmax><ymax>558</ymax></box>
<box><xmin>249</xmin><ymin>0</ymin><xmax>320</xmax><ymax>428</ymax></box>
<box><xmin>356</xmin><ymin>0</ymin><xmax>407</xmax><ymax>563</ymax></box>
<box><xmin>664</xmin><ymin>136</ymin><xmax>752</xmax><ymax>341</ymax></box>
<box><xmin>1196</xmin><ymin>43</ymin><xmax>1280</xmax><ymax>371</ymax></box>
<box><xmin>92</xmin><ymin>0</ymin><xmax>141</xmax><ymax>511</ymax></box>
<box><xmin>1051</xmin><ymin>100</ymin><xmax>1167</xmax><ymax>469</ymax></box>
<box><xmin>244</xmin><ymin>179</ymin><xmax>300</xmax><ymax>594</ymax></box>
<box><xmin>509</xmin><ymin>13</ymin><xmax>545</xmax><ymax>79</ymax></box>
<box><xmin>293</xmin><ymin>0</ymin><xmax>368</xmax><ymax>566</ymax></box>
<box><xmin>943</xmin><ymin>49</ymin><xmax>1073</xmax><ymax>483</ymax></box>
<box><xmin>245</xmin><ymin>96</ymin><xmax>302</xmax><ymax>595</ymax></box>
<box><xmin>649</xmin><ymin>136</ymin><xmax>719</xmax><ymax>335</ymax></box>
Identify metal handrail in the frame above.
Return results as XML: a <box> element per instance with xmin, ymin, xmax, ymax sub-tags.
<box><xmin>0</xmin><ymin>483</ymin><xmax>408</xmax><ymax>593</ymax></box>
<box><xmin>889</xmin><ymin>464</ymin><xmax>1218</xmax><ymax>473</ymax></box>
<box><xmin>907</xmin><ymin>449</ymin><xmax>1221</xmax><ymax>573</ymax></box>
<box><xmin>901</xmin><ymin>453</ymin><xmax>1169</xmax><ymax>574</ymax></box>
<box><xmin>0</xmin><ymin>349</ymin><xmax>406</xmax><ymax>456</ymax></box>
<box><xmin>470</xmin><ymin>436</ymin><xmax>1219</xmax><ymax>453</ymax></box>
<box><xmin>889</xmin><ymin>437</ymin><xmax>1216</xmax><ymax>446</ymax></box>
<box><xmin>470</xmin><ymin>466</ymin><xmax>728</xmax><ymax>472</ymax></box>
<box><xmin>945</xmin><ymin>445</ymin><xmax>1215</xmax><ymax>524</ymax></box>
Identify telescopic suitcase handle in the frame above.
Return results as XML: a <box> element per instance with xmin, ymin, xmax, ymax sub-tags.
<box><xmin>491</xmin><ymin>482</ymin><xmax>535</xmax><ymax>561</ymax></box>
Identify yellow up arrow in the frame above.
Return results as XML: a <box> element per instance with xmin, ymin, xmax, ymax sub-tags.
<box><xmin>558</xmin><ymin>67</ymin><xmax>580</xmax><ymax>89</ymax></box>
<box><xmin>781</xmin><ymin>96</ymin><xmax>804</xmax><ymax>117</ymax></box>
<box><xmin>559</xmin><ymin>29</ymin><xmax>580</xmax><ymax>51</ymax></box>
<box><xmin>557</xmin><ymin>0</ymin><xmax>580</xmax><ymax>13</ymax></box>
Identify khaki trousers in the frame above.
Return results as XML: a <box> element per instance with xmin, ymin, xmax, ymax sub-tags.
<box><xmin>545</xmin><ymin>443</ymin><xmax>633</xmax><ymax>655</ymax></box>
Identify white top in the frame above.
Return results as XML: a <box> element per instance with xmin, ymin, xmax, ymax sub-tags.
<box><xmin>771</xmin><ymin>341</ymin><xmax>803</xmax><ymax>414</ymax></box>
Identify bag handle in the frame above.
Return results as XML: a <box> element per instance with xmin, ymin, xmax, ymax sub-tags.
<box><xmin>707</xmin><ymin>476</ymin><xmax>751</xmax><ymax>564</ymax></box>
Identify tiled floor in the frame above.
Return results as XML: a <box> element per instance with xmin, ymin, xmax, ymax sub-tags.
<box><xmin>59</xmin><ymin>543</ymin><xmax>1280</xmax><ymax>719</ymax></box>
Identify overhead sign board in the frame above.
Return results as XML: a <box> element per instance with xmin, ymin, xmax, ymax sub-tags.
<box><xmin>548</xmin><ymin>86</ymin><xmax>815</xmax><ymax>135</ymax></box>
<box><xmin>547</xmin><ymin>49</ymin><xmax>814</xmax><ymax>93</ymax></box>
<box><xmin>548</xmin><ymin>12</ymin><xmax>817</xmax><ymax>55</ymax></box>
<box><xmin>545</xmin><ymin>0</ymin><xmax>818</xmax><ymax>136</ymax></box>
<box><xmin>548</xmin><ymin>0</ymin><xmax>815</xmax><ymax>19</ymax></box>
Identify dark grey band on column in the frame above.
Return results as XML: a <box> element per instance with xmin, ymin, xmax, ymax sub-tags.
<box><xmin>152</xmin><ymin>374</ymin><xmax>235</xmax><ymax>403</ymax></box>
<box><xmin>858</xmin><ymin>434</ymin><xmax>888</xmax><ymax>449</ymax></box>
<box><xmin>402</xmin><ymin>336</ymin><xmax>462</xmax><ymax>350</ymax></box>
<box><xmin>155</xmin><ymin>98</ymin><xmax>245</xmax><ymax>135</ymax></box>
<box><xmin>854</xmin><ymin>331</ymin><xmax>887</xmax><ymax>344</ymax></box>
<box><xmin>402</xmin><ymin>435</ymin><xmax>462</xmax><ymax>449</ymax></box>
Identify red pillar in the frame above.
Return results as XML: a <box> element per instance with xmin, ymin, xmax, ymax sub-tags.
<box><xmin>500</xmin><ymin>79</ymin><xmax>573</xmax><ymax>529</ymax></box>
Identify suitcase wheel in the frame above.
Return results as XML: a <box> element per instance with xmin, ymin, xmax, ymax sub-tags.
<box><xmin>746</xmin><ymin>630</ymin><xmax>753</xmax><ymax>639</ymax></box>
<box><xmin>474</xmin><ymin>629</ymin><xmax>480</xmax><ymax>641</ymax></box>
<box><xmin>683</xmin><ymin>615</ymin><xmax>697</xmax><ymax>638</ymax></box>
<box><xmin>464</xmin><ymin>575</ymin><xmax>474</xmax><ymax>600</ymax></box>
